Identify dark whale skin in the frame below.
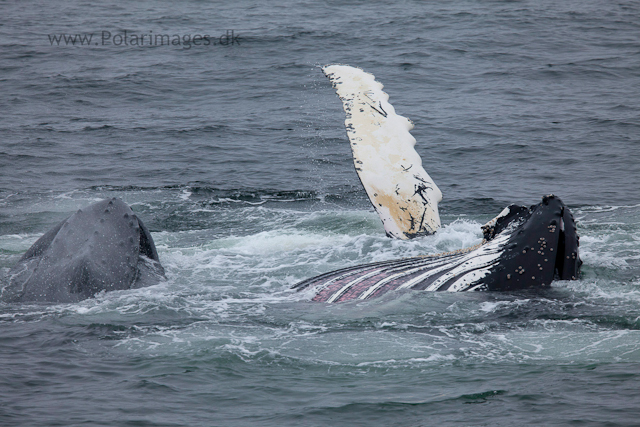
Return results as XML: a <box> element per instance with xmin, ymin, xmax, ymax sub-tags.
<box><xmin>474</xmin><ymin>194</ymin><xmax>581</xmax><ymax>291</ymax></box>
<box><xmin>2</xmin><ymin>198</ymin><xmax>164</xmax><ymax>303</ymax></box>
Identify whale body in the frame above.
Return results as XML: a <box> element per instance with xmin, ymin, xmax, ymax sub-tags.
<box><xmin>294</xmin><ymin>195</ymin><xmax>581</xmax><ymax>302</ymax></box>
<box><xmin>3</xmin><ymin>64</ymin><xmax>583</xmax><ymax>304</ymax></box>
<box><xmin>2</xmin><ymin>198</ymin><xmax>164</xmax><ymax>303</ymax></box>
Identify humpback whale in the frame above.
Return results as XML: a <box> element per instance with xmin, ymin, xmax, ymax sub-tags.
<box><xmin>294</xmin><ymin>65</ymin><xmax>582</xmax><ymax>301</ymax></box>
<box><xmin>2</xmin><ymin>198</ymin><xmax>164</xmax><ymax>303</ymax></box>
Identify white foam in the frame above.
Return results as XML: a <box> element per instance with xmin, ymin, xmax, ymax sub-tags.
<box><xmin>179</xmin><ymin>189</ymin><xmax>192</xmax><ymax>201</ymax></box>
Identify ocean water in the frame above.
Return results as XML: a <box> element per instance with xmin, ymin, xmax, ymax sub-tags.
<box><xmin>1</xmin><ymin>0</ymin><xmax>640</xmax><ymax>425</ymax></box>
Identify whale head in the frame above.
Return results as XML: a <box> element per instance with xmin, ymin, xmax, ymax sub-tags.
<box><xmin>2</xmin><ymin>198</ymin><xmax>165</xmax><ymax>303</ymax></box>
<box><xmin>479</xmin><ymin>194</ymin><xmax>582</xmax><ymax>290</ymax></box>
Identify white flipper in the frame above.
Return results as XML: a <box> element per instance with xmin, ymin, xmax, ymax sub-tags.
<box><xmin>322</xmin><ymin>65</ymin><xmax>442</xmax><ymax>239</ymax></box>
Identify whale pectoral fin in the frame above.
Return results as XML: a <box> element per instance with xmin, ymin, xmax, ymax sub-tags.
<box><xmin>322</xmin><ymin>64</ymin><xmax>442</xmax><ymax>239</ymax></box>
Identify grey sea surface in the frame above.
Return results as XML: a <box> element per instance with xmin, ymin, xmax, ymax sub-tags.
<box><xmin>1</xmin><ymin>1</ymin><xmax>640</xmax><ymax>425</ymax></box>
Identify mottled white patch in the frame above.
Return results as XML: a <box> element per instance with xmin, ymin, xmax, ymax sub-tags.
<box><xmin>481</xmin><ymin>206</ymin><xmax>512</xmax><ymax>230</ymax></box>
<box><xmin>322</xmin><ymin>64</ymin><xmax>442</xmax><ymax>239</ymax></box>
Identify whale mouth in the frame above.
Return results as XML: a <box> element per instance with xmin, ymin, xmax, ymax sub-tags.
<box><xmin>554</xmin><ymin>205</ymin><xmax>582</xmax><ymax>281</ymax></box>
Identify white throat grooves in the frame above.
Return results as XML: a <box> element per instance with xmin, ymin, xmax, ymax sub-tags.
<box><xmin>322</xmin><ymin>64</ymin><xmax>442</xmax><ymax>239</ymax></box>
